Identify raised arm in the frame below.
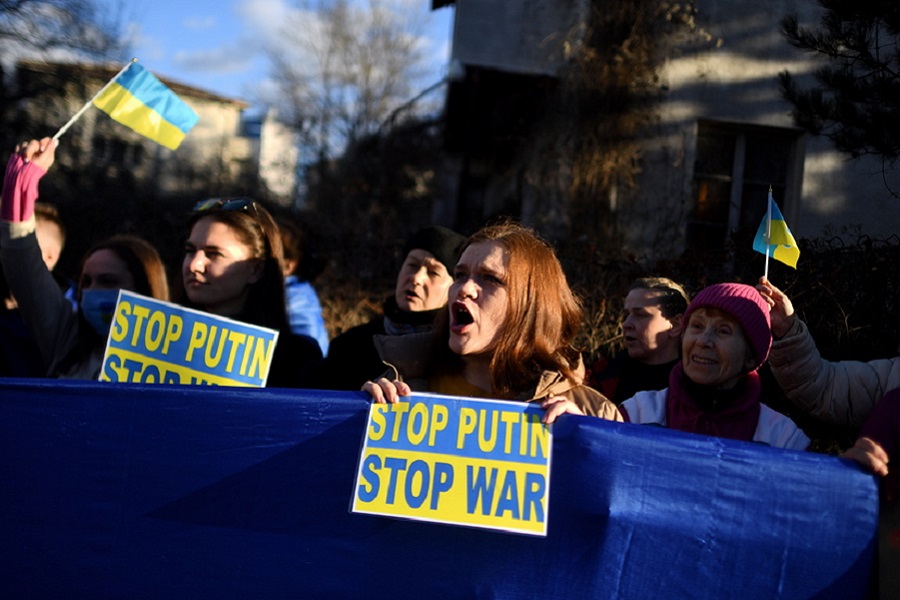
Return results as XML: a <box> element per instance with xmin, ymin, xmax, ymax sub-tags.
<box><xmin>759</xmin><ymin>277</ymin><xmax>900</xmax><ymax>427</ymax></box>
<box><xmin>1</xmin><ymin>138</ymin><xmax>78</xmax><ymax>369</ymax></box>
<box><xmin>2</xmin><ymin>138</ymin><xmax>57</xmax><ymax>225</ymax></box>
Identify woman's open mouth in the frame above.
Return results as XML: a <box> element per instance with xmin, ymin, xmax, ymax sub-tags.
<box><xmin>450</xmin><ymin>301</ymin><xmax>474</xmax><ymax>332</ymax></box>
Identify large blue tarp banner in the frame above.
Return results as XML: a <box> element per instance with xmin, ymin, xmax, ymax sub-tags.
<box><xmin>0</xmin><ymin>379</ymin><xmax>877</xmax><ymax>599</ymax></box>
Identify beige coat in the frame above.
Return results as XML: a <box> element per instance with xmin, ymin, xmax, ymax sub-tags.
<box><xmin>768</xmin><ymin>317</ymin><xmax>900</xmax><ymax>427</ymax></box>
<box><xmin>374</xmin><ymin>332</ymin><xmax>622</xmax><ymax>422</ymax></box>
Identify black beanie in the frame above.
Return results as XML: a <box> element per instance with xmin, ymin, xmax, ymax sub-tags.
<box><xmin>402</xmin><ymin>226</ymin><xmax>467</xmax><ymax>273</ymax></box>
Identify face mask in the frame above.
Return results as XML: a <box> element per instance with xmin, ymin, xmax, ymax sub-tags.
<box><xmin>80</xmin><ymin>289</ymin><xmax>120</xmax><ymax>338</ymax></box>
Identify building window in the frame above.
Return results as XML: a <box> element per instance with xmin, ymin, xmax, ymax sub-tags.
<box><xmin>688</xmin><ymin>121</ymin><xmax>803</xmax><ymax>254</ymax></box>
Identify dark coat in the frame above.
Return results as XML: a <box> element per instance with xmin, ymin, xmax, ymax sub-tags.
<box><xmin>319</xmin><ymin>317</ymin><xmax>386</xmax><ymax>391</ymax></box>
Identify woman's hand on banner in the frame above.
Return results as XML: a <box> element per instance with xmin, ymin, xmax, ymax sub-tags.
<box><xmin>363</xmin><ymin>378</ymin><xmax>411</xmax><ymax>404</ymax></box>
<box><xmin>540</xmin><ymin>395</ymin><xmax>584</xmax><ymax>424</ymax></box>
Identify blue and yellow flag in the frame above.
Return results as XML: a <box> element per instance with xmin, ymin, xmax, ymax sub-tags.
<box><xmin>753</xmin><ymin>190</ymin><xmax>799</xmax><ymax>268</ymax></box>
<box><xmin>92</xmin><ymin>62</ymin><xmax>199</xmax><ymax>150</ymax></box>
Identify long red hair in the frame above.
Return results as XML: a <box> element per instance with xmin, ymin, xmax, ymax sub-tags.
<box><xmin>433</xmin><ymin>222</ymin><xmax>584</xmax><ymax>398</ymax></box>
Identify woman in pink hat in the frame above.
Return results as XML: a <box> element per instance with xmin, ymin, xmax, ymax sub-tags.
<box><xmin>547</xmin><ymin>282</ymin><xmax>809</xmax><ymax>449</ymax></box>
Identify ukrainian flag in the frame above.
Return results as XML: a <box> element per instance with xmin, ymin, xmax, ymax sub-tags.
<box><xmin>753</xmin><ymin>191</ymin><xmax>800</xmax><ymax>268</ymax></box>
<box><xmin>92</xmin><ymin>62</ymin><xmax>199</xmax><ymax>150</ymax></box>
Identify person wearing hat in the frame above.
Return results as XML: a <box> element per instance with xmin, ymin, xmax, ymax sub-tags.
<box><xmin>546</xmin><ymin>283</ymin><xmax>809</xmax><ymax>448</ymax></box>
<box><xmin>320</xmin><ymin>225</ymin><xmax>466</xmax><ymax>391</ymax></box>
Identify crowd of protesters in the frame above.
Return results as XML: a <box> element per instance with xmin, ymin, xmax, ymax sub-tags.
<box><xmin>3</xmin><ymin>137</ymin><xmax>898</xmax><ymax>442</ymax></box>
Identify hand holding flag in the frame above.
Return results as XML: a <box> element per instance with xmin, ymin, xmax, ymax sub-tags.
<box><xmin>53</xmin><ymin>59</ymin><xmax>199</xmax><ymax>150</ymax></box>
<box><xmin>753</xmin><ymin>188</ymin><xmax>799</xmax><ymax>274</ymax></box>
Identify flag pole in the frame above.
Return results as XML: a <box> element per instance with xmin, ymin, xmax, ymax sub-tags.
<box><xmin>764</xmin><ymin>185</ymin><xmax>773</xmax><ymax>279</ymax></box>
<box><xmin>52</xmin><ymin>58</ymin><xmax>138</xmax><ymax>141</ymax></box>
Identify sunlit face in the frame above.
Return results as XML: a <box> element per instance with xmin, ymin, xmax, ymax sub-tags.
<box><xmin>182</xmin><ymin>216</ymin><xmax>262</xmax><ymax>317</ymax></box>
<box><xmin>448</xmin><ymin>241</ymin><xmax>509</xmax><ymax>359</ymax></box>
<box><xmin>681</xmin><ymin>308</ymin><xmax>756</xmax><ymax>390</ymax></box>
<box><xmin>621</xmin><ymin>288</ymin><xmax>682</xmax><ymax>364</ymax></box>
<box><xmin>80</xmin><ymin>249</ymin><xmax>135</xmax><ymax>293</ymax></box>
<box><xmin>35</xmin><ymin>218</ymin><xmax>64</xmax><ymax>272</ymax></box>
<box><xmin>394</xmin><ymin>249</ymin><xmax>454</xmax><ymax>312</ymax></box>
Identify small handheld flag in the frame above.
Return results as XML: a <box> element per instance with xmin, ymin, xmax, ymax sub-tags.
<box><xmin>753</xmin><ymin>187</ymin><xmax>799</xmax><ymax>274</ymax></box>
<box><xmin>53</xmin><ymin>59</ymin><xmax>199</xmax><ymax>150</ymax></box>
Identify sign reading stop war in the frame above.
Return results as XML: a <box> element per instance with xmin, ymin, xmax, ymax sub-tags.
<box><xmin>353</xmin><ymin>394</ymin><xmax>552</xmax><ymax>536</ymax></box>
<box><xmin>99</xmin><ymin>290</ymin><xmax>279</xmax><ymax>387</ymax></box>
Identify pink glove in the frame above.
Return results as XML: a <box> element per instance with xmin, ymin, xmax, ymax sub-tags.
<box><xmin>1</xmin><ymin>141</ymin><xmax>52</xmax><ymax>223</ymax></box>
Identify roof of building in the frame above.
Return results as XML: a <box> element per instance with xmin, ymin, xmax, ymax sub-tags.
<box><xmin>16</xmin><ymin>59</ymin><xmax>250</xmax><ymax>109</ymax></box>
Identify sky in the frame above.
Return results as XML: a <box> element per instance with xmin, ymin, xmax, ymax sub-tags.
<box><xmin>103</xmin><ymin>0</ymin><xmax>454</xmax><ymax>112</ymax></box>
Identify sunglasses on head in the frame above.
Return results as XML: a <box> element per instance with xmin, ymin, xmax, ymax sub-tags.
<box><xmin>192</xmin><ymin>197</ymin><xmax>273</xmax><ymax>251</ymax></box>
<box><xmin>193</xmin><ymin>197</ymin><xmax>258</xmax><ymax>214</ymax></box>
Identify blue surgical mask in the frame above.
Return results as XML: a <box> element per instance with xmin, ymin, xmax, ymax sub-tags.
<box><xmin>80</xmin><ymin>289</ymin><xmax>120</xmax><ymax>338</ymax></box>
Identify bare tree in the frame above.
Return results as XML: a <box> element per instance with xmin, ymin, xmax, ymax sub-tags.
<box><xmin>0</xmin><ymin>0</ymin><xmax>124</xmax><ymax>60</ymax></box>
<box><xmin>516</xmin><ymin>0</ymin><xmax>716</xmax><ymax>242</ymax></box>
<box><xmin>0</xmin><ymin>0</ymin><xmax>126</xmax><ymax>152</ymax></box>
<box><xmin>265</xmin><ymin>0</ymin><xmax>429</xmax><ymax>162</ymax></box>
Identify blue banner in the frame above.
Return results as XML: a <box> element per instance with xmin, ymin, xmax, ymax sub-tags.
<box><xmin>0</xmin><ymin>379</ymin><xmax>877</xmax><ymax>599</ymax></box>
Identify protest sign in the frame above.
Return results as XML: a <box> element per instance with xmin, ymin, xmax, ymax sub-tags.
<box><xmin>353</xmin><ymin>394</ymin><xmax>551</xmax><ymax>535</ymax></box>
<box><xmin>99</xmin><ymin>290</ymin><xmax>278</xmax><ymax>386</ymax></box>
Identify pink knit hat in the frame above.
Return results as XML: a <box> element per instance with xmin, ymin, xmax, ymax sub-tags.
<box><xmin>682</xmin><ymin>283</ymin><xmax>772</xmax><ymax>370</ymax></box>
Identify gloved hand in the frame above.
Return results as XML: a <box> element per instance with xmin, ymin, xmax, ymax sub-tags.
<box><xmin>1</xmin><ymin>138</ymin><xmax>57</xmax><ymax>223</ymax></box>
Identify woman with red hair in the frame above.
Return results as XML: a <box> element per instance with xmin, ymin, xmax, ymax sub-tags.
<box><xmin>364</xmin><ymin>221</ymin><xmax>621</xmax><ymax>422</ymax></box>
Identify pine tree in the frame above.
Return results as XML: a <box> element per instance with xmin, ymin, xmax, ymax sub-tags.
<box><xmin>779</xmin><ymin>0</ymin><xmax>900</xmax><ymax>160</ymax></box>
